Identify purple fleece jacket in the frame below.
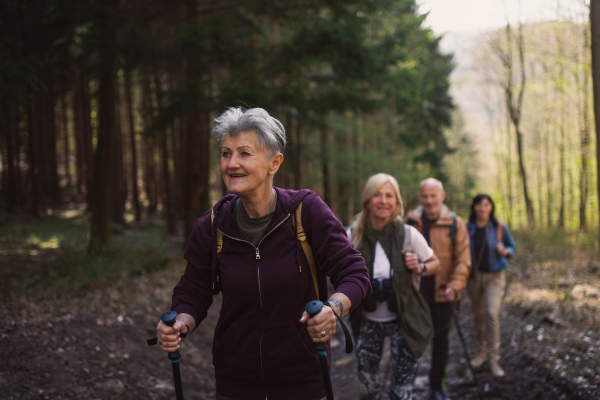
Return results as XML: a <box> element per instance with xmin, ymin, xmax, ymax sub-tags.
<box><xmin>171</xmin><ymin>188</ymin><xmax>371</xmax><ymax>400</ymax></box>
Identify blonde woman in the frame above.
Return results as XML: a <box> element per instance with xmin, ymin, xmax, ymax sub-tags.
<box><xmin>348</xmin><ymin>173</ymin><xmax>440</xmax><ymax>400</ymax></box>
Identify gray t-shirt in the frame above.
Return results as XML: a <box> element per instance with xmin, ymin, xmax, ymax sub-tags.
<box><xmin>234</xmin><ymin>198</ymin><xmax>275</xmax><ymax>247</ymax></box>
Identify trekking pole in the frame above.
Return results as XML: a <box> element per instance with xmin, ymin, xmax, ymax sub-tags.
<box><xmin>306</xmin><ymin>300</ymin><xmax>334</xmax><ymax>400</ymax></box>
<box><xmin>440</xmin><ymin>282</ymin><xmax>483</xmax><ymax>400</ymax></box>
<box><xmin>147</xmin><ymin>311</ymin><xmax>184</xmax><ymax>400</ymax></box>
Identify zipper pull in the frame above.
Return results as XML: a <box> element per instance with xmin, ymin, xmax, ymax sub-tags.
<box><xmin>256</xmin><ymin>248</ymin><xmax>260</xmax><ymax>260</ymax></box>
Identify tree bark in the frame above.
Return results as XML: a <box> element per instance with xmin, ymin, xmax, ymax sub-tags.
<box><xmin>43</xmin><ymin>71</ymin><xmax>60</xmax><ymax>210</ymax></box>
<box><xmin>141</xmin><ymin>69</ymin><xmax>158</xmax><ymax>214</ymax></box>
<box><xmin>320</xmin><ymin>117</ymin><xmax>331</xmax><ymax>206</ymax></box>
<box><xmin>182</xmin><ymin>0</ymin><xmax>211</xmax><ymax>243</ymax></box>
<box><xmin>578</xmin><ymin>18</ymin><xmax>591</xmax><ymax>231</ymax></box>
<box><xmin>153</xmin><ymin>69</ymin><xmax>176</xmax><ymax>234</ymax></box>
<box><xmin>61</xmin><ymin>94</ymin><xmax>71</xmax><ymax>189</ymax></box>
<box><xmin>112</xmin><ymin>72</ymin><xmax>126</xmax><ymax>225</ymax></box>
<box><xmin>26</xmin><ymin>91</ymin><xmax>39</xmax><ymax>218</ymax></box>
<box><xmin>557</xmin><ymin>30</ymin><xmax>566</xmax><ymax>228</ymax></box>
<box><xmin>291</xmin><ymin>117</ymin><xmax>302</xmax><ymax>190</ymax></box>
<box><xmin>74</xmin><ymin>66</ymin><xmax>85</xmax><ymax>195</ymax></box>
<box><xmin>124</xmin><ymin>67</ymin><xmax>141</xmax><ymax>222</ymax></box>
<box><xmin>4</xmin><ymin>108</ymin><xmax>18</xmax><ymax>212</ymax></box>
<box><xmin>591</xmin><ymin>0</ymin><xmax>600</xmax><ymax>243</ymax></box>
<box><xmin>78</xmin><ymin>57</ymin><xmax>94</xmax><ymax>209</ymax></box>
<box><xmin>500</xmin><ymin>22</ymin><xmax>535</xmax><ymax>227</ymax></box>
<box><xmin>183</xmin><ymin>108</ymin><xmax>210</xmax><ymax>241</ymax></box>
<box><xmin>89</xmin><ymin>0</ymin><xmax>118</xmax><ymax>254</ymax></box>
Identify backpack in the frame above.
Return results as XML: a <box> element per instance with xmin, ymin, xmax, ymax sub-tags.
<box><xmin>211</xmin><ymin>201</ymin><xmax>320</xmax><ymax>299</ymax></box>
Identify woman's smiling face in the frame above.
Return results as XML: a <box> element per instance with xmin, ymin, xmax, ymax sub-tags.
<box><xmin>367</xmin><ymin>182</ymin><xmax>397</xmax><ymax>223</ymax></box>
<box><xmin>220</xmin><ymin>131</ymin><xmax>280</xmax><ymax>197</ymax></box>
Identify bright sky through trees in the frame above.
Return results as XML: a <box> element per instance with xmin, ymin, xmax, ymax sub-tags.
<box><xmin>418</xmin><ymin>0</ymin><xmax>562</xmax><ymax>33</ymax></box>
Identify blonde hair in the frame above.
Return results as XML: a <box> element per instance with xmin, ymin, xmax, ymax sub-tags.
<box><xmin>352</xmin><ymin>173</ymin><xmax>404</xmax><ymax>248</ymax></box>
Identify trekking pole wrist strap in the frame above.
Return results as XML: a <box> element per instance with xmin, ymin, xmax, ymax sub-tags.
<box><xmin>323</xmin><ymin>301</ymin><xmax>354</xmax><ymax>354</ymax></box>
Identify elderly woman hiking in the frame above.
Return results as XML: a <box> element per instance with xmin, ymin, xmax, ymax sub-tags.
<box><xmin>348</xmin><ymin>174</ymin><xmax>440</xmax><ymax>400</ymax></box>
<box><xmin>155</xmin><ymin>107</ymin><xmax>371</xmax><ymax>400</ymax></box>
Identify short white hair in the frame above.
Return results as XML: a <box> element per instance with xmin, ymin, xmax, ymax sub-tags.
<box><xmin>212</xmin><ymin>107</ymin><xmax>286</xmax><ymax>157</ymax></box>
<box><xmin>420</xmin><ymin>178</ymin><xmax>444</xmax><ymax>192</ymax></box>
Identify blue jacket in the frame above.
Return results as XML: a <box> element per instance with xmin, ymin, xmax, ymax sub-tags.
<box><xmin>466</xmin><ymin>221</ymin><xmax>516</xmax><ymax>273</ymax></box>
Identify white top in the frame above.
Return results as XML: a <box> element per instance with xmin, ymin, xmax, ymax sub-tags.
<box><xmin>347</xmin><ymin>225</ymin><xmax>434</xmax><ymax>322</ymax></box>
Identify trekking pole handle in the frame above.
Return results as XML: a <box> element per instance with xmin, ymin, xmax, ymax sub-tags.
<box><xmin>305</xmin><ymin>300</ymin><xmax>328</xmax><ymax>351</ymax></box>
<box><xmin>161</xmin><ymin>311</ymin><xmax>181</xmax><ymax>361</ymax></box>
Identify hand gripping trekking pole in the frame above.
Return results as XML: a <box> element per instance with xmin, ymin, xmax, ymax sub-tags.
<box><xmin>147</xmin><ymin>311</ymin><xmax>184</xmax><ymax>400</ymax></box>
<box><xmin>305</xmin><ymin>300</ymin><xmax>354</xmax><ymax>400</ymax></box>
<box><xmin>306</xmin><ymin>300</ymin><xmax>334</xmax><ymax>400</ymax></box>
<box><xmin>440</xmin><ymin>283</ymin><xmax>483</xmax><ymax>400</ymax></box>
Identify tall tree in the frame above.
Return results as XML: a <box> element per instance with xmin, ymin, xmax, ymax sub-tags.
<box><xmin>493</xmin><ymin>21</ymin><xmax>535</xmax><ymax>227</ymax></box>
<box><xmin>89</xmin><ymin>0</ymin><xmax>119</xmax><ymax>254</ymax></box>
<box><xmin>592</xmin><ymin>0</ymin><xmax>600</xmax><ymax>242</ymax></box>
<box><xmin>124</xmin><ymin>67</ymin><xmax>141</xmax><ymax>222</ymax></box>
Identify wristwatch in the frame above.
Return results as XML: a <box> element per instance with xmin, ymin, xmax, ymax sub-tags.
<box><xmin>419</xmin><ymin>262</ymin><xmax>427</xmax><ymax>276</ymax></box>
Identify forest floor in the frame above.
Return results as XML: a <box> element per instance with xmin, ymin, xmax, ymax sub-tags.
<box><xmin>0</xmin><ymin>215</ymin><xmax>599</xmax><ymax>399</ymax></box>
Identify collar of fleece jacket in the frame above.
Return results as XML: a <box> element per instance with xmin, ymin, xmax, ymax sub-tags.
<box><xmin>406</xmin><ymin>204</ymin><xmax>454</xmax><ymax>227</ymax></box>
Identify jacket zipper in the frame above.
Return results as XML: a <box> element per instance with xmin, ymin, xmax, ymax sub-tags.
<box><xmin>216</xmin><ymin>213</ymin><xmax>290</xmax><ymax>387</ymax></box>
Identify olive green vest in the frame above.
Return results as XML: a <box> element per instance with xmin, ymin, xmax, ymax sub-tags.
<box><xmin>350</xmin><ymin>220</ymin><xmax>433</xmax><ymax>359</ymax></box>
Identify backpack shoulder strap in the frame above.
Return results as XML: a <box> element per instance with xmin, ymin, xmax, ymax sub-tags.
<box><xmin>496</xmin><ymin>223</ymin><xmax>504</xmax><ymax>244</ymax></box>
<box><xmin>449</xmin><ymin>211</ymin><xmax>457</xmax><ymax>248</ymax></box>
<box><xmin>211</xmin><ymin>208</ymin><xmax>223</xmax><ymax>261</ymax></box>
<box><xmin>291</xmin><ymin>202</ymin><xmax>320</xmax><ymax>300</ymax></box>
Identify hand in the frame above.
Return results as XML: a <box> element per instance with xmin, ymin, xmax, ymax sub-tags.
<box><xmin>496</xmin><ymin>243</ymin><xmax>508</xmax><ymax>257</ymax></box>
<box><xmin>156</xmin><ymin>320</ymin><xmax>189</xmax><ymax>353</ymax></box>
<box><xmin>299</xmin><ymin>305</ymin><xmax>336</xmax><ymax>343</ymax></box>
<box><xmin>403</xmin><ymin>250</ymin><xmax>421</xmax><ymax>273</ymax></box>
<box><xmin>440</xmin><ymin>286</ymin><xmax>456</xmax><ymax>301</ymax></box>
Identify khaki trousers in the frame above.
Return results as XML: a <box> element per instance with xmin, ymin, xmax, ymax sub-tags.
<box><xmin>466</xmin><ymin>270</ymin><xmax>506</xmax><ymax>361</ymax></box>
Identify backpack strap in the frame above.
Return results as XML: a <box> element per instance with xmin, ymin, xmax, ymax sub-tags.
<box><xmin>211</xmin><ymin>209</ymin><xmax>223</xmax><ymax>261</ymax></box>
<box><xmin>496</xmin><ymin>223</ymin><xmax>504</xmax><ymax>244</ymax></box>
<box><xmin>291</xmin><ymin>202</ymin><xmax>320</xmax><ymax>300</ymax></box>
<box><xmin>449</xmin><ymin>211</ymin><xmax>457</xmax><ymax>248</ymax></box>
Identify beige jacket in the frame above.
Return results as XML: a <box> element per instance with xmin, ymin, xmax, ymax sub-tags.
<box><xmin>405</xmin><ymin>204</ymin><xmax>471</xmax><ymax>303</ymax></box>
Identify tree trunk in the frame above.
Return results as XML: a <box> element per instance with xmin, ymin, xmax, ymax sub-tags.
<box><xmin>124</xmin><ymin>67</ymin><xmax>141</xmax><ymax>222</ymax></box>
<box><xmin>169</xmin><ymin>76</ymin><xmax>182</xmax><ymax>220</ymax></box>
<box><xmin>183</xmin><ymin>109</ymin><xmax>210</xmax><ymax>241</ymax></box>
<box><xmin>579</xmin><ymin>22</ymin><xmax>591</xmax><ymax>231</ymax></box>
<box><xmin>26</xmin><ymin>92</ymin><xmax>39</xmax><ymax>218</ymax></box>
<box><xmin>79</xmin><ymin>57</ymin><xmax>94</xmax><ymax>209</ymax></box>
<box><xmin>291</xmin><ymin>117</ymin><xmax>302</xmax><ymax>190</ymax></box>
<box><xmin>61</xmin><ymin>94</ymin><xmax>71</xmax><ymax>189</ymax></box>
<box><xmin>154</xmin><ymin>69</ymin><xmax>176</xmax><ymax>234</ymax></box>
<box><xmin>43</xmin><ymin>71</ymin><xmax>60</xmax><ymax>210</ymax></box>
<box><xmin>503</xmin><ymin>22</ymin><xmax>534</xmax><ymax>227</ymax></box>
<box><xmin>89</xmin><ymin>0</ymin><xmax>118</xmax><ymax>254</ymax></box>
<box><xmin>506</xmin><ymin>112</ymin><xmax>513</xmax><ymax>226</ymax></box>
<box><xmin>112</xmin><ymin>73</ymin><xmax>126</xmax><ymax>225</ymax></box>
<box><xmin>4</xmin><ymin>108</ymin><xmax>18</xmax><ymax>212</ymax></box>
<box><xmin>591</xmin><ymin>0</ymin><xmax>600</xmax><ymax>243</ymax></box>
<box><xmin>544</xmin><ymin>126</ymin><xmax>553</xmax><ymax>227</ymax></box>
<box><xmin>15</xmin><ymin>108</ymin><xmax>24</xmax><ymax>208</ymax></box>
<box><xmin>141</xmin><ymin>69</ymin><xmax>158</xmax><ymax>215</ymax></box>
<box><xmin>74</xmin><ymin>67</ymin><xmax>85</xmax><ymax>195</ymax></box>
<box><xmin>320</xmin><ymin>117</ymin><xmax>331</xmax><ymax>206</ymax></box>
<box><xmin>557</xmin><ymin>30</ymin><xmax>566</xmax><ymax>228</ymax></box>
<box><xmin>182</xmin><ymin>0</ymin><xmax>211</xmax><ymax>243</ymax></box>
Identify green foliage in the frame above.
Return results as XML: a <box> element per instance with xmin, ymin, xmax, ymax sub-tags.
<box><xmin>0</xmin><ymin>215</ymin><xmax>181</xmax><ymax>299</ymax></box>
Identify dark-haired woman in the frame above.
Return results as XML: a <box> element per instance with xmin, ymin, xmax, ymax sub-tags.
<box><xmin>466</xmin><ymin>194</ymin><xmax>516</xmax><ymax>378</ymax></box>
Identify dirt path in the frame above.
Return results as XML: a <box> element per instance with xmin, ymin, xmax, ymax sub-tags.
<box><xmin>0</xmin><ymin>260</ymin><xmax>595</xmax><ymax>399</ymax></box>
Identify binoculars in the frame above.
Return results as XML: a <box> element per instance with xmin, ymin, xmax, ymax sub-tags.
<box><xmin>363</xmin><ymin>278</ymin><xmax>397</xmax><ymax>313</ymax></box>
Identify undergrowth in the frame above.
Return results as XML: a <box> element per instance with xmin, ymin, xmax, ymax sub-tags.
<box><xmin>0</xmin><ymin>214</ymin><xmax>182</xmax><ymax>302</ymax></box>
